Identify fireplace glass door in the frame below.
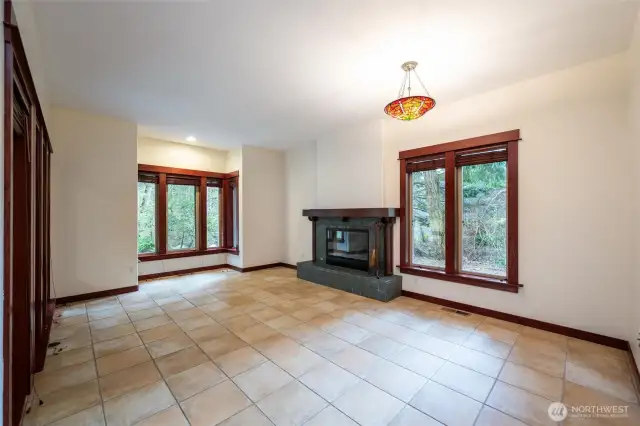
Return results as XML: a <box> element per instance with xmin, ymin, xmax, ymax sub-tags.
<box><xmin>326</xmin><ymin>228</ymin><xmax>369</xmax><ymax>271</ymax></box>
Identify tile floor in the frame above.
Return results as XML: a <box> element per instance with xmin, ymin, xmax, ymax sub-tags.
<box><xmin>26</xmin><ymin>268</ymin><xmax>640</xmax><ymax>426</ymax></box>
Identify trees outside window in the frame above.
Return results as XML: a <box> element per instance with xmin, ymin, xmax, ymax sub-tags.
<box><xmin>167</xmin><ymin>184</ymin><xmax>196</xmax><ymax>251</ymax></box>
<box><xmin>461</xmin><ymin>161</ymin><xmax>507</xmax><ymax>276</ymax></box>
<box><xmin>207</xmin><ymin>186</ymin><xmax>220</xmax><ymax>248</ymax></box>
<box><xmin>411</xmin><ymin>168</ymin><xmax>445</xmax><ymax>269</ymax></box>
<box><xmin>137</xmin><ymin>166</ymin><xmax>239</xmax><ymax>259</ymax></box>
<box><xmin>137</xmin><ymin>181</ymin><xmax>156</xmax><ymax>254</ymax></box>
<box><xmin>399</xmin><ymin>130</ymin><xmax>519</xmax><ymax>292</ymax></box>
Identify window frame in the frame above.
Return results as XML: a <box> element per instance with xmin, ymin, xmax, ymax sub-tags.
<box><xmin>399</xmin><ymin>130</ymin><xmax>520</xmax><ymax>293</ymax></box>
<box><xmin>137</xmin><ymin>164</ymin><xmax>240</xmax><ymax>261</ymax></box>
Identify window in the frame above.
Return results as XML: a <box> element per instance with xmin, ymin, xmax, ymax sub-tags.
<box><xmin>411</xmin><ymin>166</ymin><xmax>445</xmax><ymax>269</ymax></box>
<box><xmin>137</xmin><ymin>175</ymin><xmax>157</xmax><ymax>254</ymax></box>
<box><xmin>167</xmin><ymin>182</ymin><xmax>197</xmax><ymax>251</ymax></box>
<box><xmin>206</xmin><ymin>185</ymin><xmax>220</xmax><ymax>247</ymax></box>
<box><xmin>399</xmin><ymin>130</ymin><xmax>520</xmax><ymax>292</ymax></box>
<box><xmin>137</xmin><ymin>165</ymin><xmax>239</xmax><ymax>259</ymax></box>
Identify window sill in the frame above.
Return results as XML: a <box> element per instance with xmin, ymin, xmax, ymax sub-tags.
<box><xmin>398</xmin><ymin>265</ymin><xmax>521</xmax><ymax>293</ymax></box>
<box><xmin>139</xmin><ymin>248</ymin><xmax>238</xmax><ymax>262</ymax></box>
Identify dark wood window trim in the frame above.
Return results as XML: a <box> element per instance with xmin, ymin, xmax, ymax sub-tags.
<box><xmin>399</xmin><ymin>130</ymin><xmax>521</xmax><ymax>293</ymax></box>
<box><xmin>138</xmin><ymin>164</ymin><xmax>239</xmax><ymax>262</ymax></box>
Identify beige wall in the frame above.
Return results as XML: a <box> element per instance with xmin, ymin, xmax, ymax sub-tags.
<box><xmin>384</xmin><ymin>53</ymin><xmax>632</xmax><ymax>340</ymax></box>
<box><xmin>225</xmin><ymin>149</ymin><xmax>243</xmax><ymax>267</ymax></box>
<box><xmin>285</xmin><ymin>142</ymin><xmax>317</xmax><ymax>264</ymax></box>
<box><xmin>52</xmin><ymin>108</ymin><xmax>138</xmax><ymax>297</ymax></box>
<box><xmin>137</xmin><ymin>137</ymin><xmax>227</xmax><ymax>172</ymax></box>
<box><xmin>290</xmin><ymin>53</ymin><xmax>634</xmax><ymax>340</ymax></box>
<box><xmin>316</xmin><ymin>121</ymin><xmax>384</xmax><ymax>208</ymax></box>
<box><xmin>630</xmin><ymin>11</ymin><xmax>640</xmax><ymax>370</ymax></box>
<box><xmin>242</xmin><ymin>146</ymin><xmax>286</xmax><ymax>267</ymax></box>
<box><xmin>136</xmin><ymin>137</ymin><xmax>233</xmax><ymax>275</ymax></box>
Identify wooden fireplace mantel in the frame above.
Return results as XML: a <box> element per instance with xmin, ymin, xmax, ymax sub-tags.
<box><xmin>302</xmin><ymin>208</ymin><xmax>400</xmax><ymax>218</ymax></box>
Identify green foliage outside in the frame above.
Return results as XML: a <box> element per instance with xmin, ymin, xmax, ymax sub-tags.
<box><xmin>137</xmin><ymin>183</ymin><xmax>221</xmax><ymax>253</ymax></box>
<box><xmin>411</xmin><ymin>161</ymin><xmax>507</xmax><ymax>276</ymax></box>
<box><xmin>137</xmin><ymin>182</ymin><xmax>156</xmax><ymax>254</ymax></box>
<box><xmin>167</xmin><ymin>184</ymin><xmax>196</xmax><ymax>250</ymax></box>
<box><xmin>207</xmin><ymin>187</ymin><xmax>220</xmax><ymax>247</ymax></box>
<box><xmin>411</xmin><ymin>168</ymin><xmax>446</xmax><ymax>268</ymax></box>
<box><xmin>461</xmin><ymin>162</ymin><xmax>507</xmax><ymax>275</ymax></box>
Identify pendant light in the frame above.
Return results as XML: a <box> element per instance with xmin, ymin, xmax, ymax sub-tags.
<box><xmin>384</xmin><ymin>61</ymin><xmax>435</xmax><ymax>121</ymax></box>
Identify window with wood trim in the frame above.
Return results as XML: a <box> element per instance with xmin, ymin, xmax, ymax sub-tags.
<box><xmin>399</xmin><ymin>130</ymin><xmax>520</xmax><ymax>292</ymax></box>
<box><xmin>137</xmin><ymin>164</ymin><xmax>239</xmax><ymax>260</ymax></box>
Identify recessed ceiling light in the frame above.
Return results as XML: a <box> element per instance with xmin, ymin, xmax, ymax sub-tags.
<box><xmin>186</xmin><ymin>135</ymin><xmax>196</xmax><ymax>142</ymax></box>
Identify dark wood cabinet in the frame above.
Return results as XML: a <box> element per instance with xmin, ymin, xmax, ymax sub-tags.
<box><xmin>3</xmin><ymin>2</ymin><xmax>54</xmax><ymax>425</ymax></box>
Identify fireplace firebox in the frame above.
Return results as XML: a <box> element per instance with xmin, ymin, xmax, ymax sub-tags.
<box><xmin>297</xmin><ymin>208</ymin><xmax>403</xmax><ymax>302</ymax></box>
<box><xmin>326</xmin><ymin>228</ymin><xmax>369</xmax><ymax>271</ymax></box>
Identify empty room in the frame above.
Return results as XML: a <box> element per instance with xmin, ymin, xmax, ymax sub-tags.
<box><xmin>2</xmin><ymin>0</ymin><xmax>640</xmax><ymax>425</ymax></box>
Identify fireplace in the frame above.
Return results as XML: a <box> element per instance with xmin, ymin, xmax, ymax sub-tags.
<box><xmin>326</xmin><ymin>228</ymin><xmax>369</xmax><ymax>271</ymax></box>
<box><xmin>297</xmin><ymin>208</ymin><xmax>403</xmax><ymax>302</ymax></box>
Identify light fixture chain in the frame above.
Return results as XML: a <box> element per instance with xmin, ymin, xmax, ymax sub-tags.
<box><xmin>413</xmin><ymin>69</ymin><xmax>431</xmax><ymax>97</ymax></box>
<box><xmin>397</xmin><ymin>73</ymin><xmax>407</xmax><ymax>98</ymax></box>
<box><xmin>407</xmin><ymin>69</ymin><xmax>411</xmax><ymax>97</ymax></box>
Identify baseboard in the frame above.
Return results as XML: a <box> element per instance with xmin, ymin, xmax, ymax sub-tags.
<box><xmin>278</xmin><ymin>263</ymin><xmax>298</xmax><ymax>270</ymax></box>
<box><xmin>138</xmin><ymin>262</ymin><xmax>296</xmax><ymax>281</ymax></box>
<box><xmin>56</xmin><ymin>286</ymin><xmax>139</xmax><ymax>305</ymax></box>
<box><xmin>138</xmin><ymin>264</ymin><xmax>230</xmax><ymax>280</ymax></box>
<box><xmin>240</xmin><ymin>262</ymin><xmax>296</xmax><ymax>272</ymax></box>
<box><xmin>402</xmin><ymin>290</ymin><xmax>628</xmax><ymax>350</ymax></box>
<box><xmin>62</xmin><ymin>262</ymin><xmax>298</xmax><ymax>305</ymax></box>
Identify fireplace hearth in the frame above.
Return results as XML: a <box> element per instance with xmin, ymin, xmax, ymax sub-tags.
<box><xmin>297</xmin><ymin>208</ymin><xmax>402</xmax><ymax>302</ymax></box>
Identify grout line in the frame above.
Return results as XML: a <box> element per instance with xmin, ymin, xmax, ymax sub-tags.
<box><xmin>52</xmin><ymin>271</ymin><xmax>582</xmax><ymax>426</ymax></box>
<box><xmin>120</xmin><ymin>294</ymin><xmax>196</xmax><ymax>426</ymax></box>
<box><xmin>86</xmin><ymin>304</ymin><xmax>109</xmax><ymax>426</ymax></box>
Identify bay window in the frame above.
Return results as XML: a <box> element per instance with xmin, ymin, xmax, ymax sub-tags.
<box><xmin>399</xmin><ymin>130</ymin><xmax>520</xmax><ymax>292</ymax></box>
<box><xmin>137</xmin><ymin>165</ymin><xmax>239</xmax><ymax>260</ymax></box>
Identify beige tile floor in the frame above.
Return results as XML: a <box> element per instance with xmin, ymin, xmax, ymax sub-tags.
<box><xmin>25</xmin><ymin>268</ymin><xmax>640</xmax><ymax>426</ymax></box>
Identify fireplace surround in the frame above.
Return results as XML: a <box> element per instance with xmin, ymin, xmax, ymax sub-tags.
<box><xmin>297</xmin><ymin>208</ymin><xmax>402</xmax><ymax>302</ymax></box>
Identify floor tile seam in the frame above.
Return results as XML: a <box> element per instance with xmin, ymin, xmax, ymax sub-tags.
<box><xmin>121</xmin><ymin>298</ymin><xmax>195</xmax><ymax>426</ymax></box>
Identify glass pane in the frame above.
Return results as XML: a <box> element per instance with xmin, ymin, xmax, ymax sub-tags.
<box><xmin>461</xmin><ymin>161</ymin><xmax>507</xmax><ymax>277</ymax></box>
<box><xmin>207</xmin><ymin>186</ymin><xmax>220</xmax><ymax>248</ymax></box>
<box><xmin>411</xmin><ymin>168</ymin><xmax>446</xmax><ymax>268</ymax></box>
<box><xmin>167</xmin><ymin>184</ymin><xmax>196</xmax><ymax>251</ymax></box>
<box><xmin>232</xmin><ymin>184</ymin><xmax>238</xmax><ymax>248</ymax></box>
<box><xmin>137</xmin><ymin>182</ymin><xmax>156</xmax><ymax>254</ymax></box>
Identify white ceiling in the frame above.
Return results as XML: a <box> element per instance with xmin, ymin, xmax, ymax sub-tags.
<box><xmin>33</xmin><ymin>0</ymin><xmax>639</xmax><ymax>150</ymax></box>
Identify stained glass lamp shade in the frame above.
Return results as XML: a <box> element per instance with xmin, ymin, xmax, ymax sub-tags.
<box><xmin>384</xmin><ymin>61</ymin><xmax>435</xmax><ymax>121</ymax></box>
<box><xmin>384</xmin><ymin>96</ymin><xmax>435</xmax><ymax>121</ymax></box>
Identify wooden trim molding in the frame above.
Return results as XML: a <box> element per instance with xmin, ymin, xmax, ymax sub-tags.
<box><xmin>138</xmin><ymin>165</ymin><xmax>239</xmax><ymax>259</ymax></box>
<box><xmin>232</xmin><ymin>263</ymin><xmax>294</xmax><ymax>273</ymax></box>
<box><xmin>444</xmin><ymin>151</ymin><xmax>455</xmax><ymax>275</ymax></box>
<box><xmin>138</xmin><ymin>265</ymin><xmax>230</xmax><ymax>281</ymax></box>
<box><xmin>56</xmin><ymin>286</ymin><xmax>139</xmax><ymax>305</ymax></box>
<box><xmin>279</xmin><ymin>263</ymin><xmax>298</xmax><ymax>270</ymax></box>
<box><xmin>399</xmin><ymin>130</ymin><xmax>520</xmax><ymax>292</ymax></box>
<box><xmin>138</xmin><ymin>164</ymin><xmax>228</xmax><ymax>179</ymax></box>
<box><xmin>398</xmin><ymin>129</ymin><xmax>520</xmax><ymax>160</ymax></box>
<box><xmin>137</xmin><ymin>262</ymin><xmax>295</xmax><ymax>281</ymax></box>
<box><xmin>399</xmin><ymin>266</ymin><xmax>520</xmax><ymax>293</ymax></box>
<box><xmin>402</xmin><ymin>290</ymin><xmax>628</xmax><ymax>350</ymax></box>
<box><xmin>303</xmin><ymin>208</ymin><xmax>400</xmax><ymax>218</ymax></box>
<box><xmin>139</xmin><ymin>248</ymin><xmax>237</xmax><ymax>262</ymax></box>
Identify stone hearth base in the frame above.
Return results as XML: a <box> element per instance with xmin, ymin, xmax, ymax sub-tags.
<box><xmin>296</xmin><ymin>261</ymin><xmax>402</xmax><ymax>302</ymax></box>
